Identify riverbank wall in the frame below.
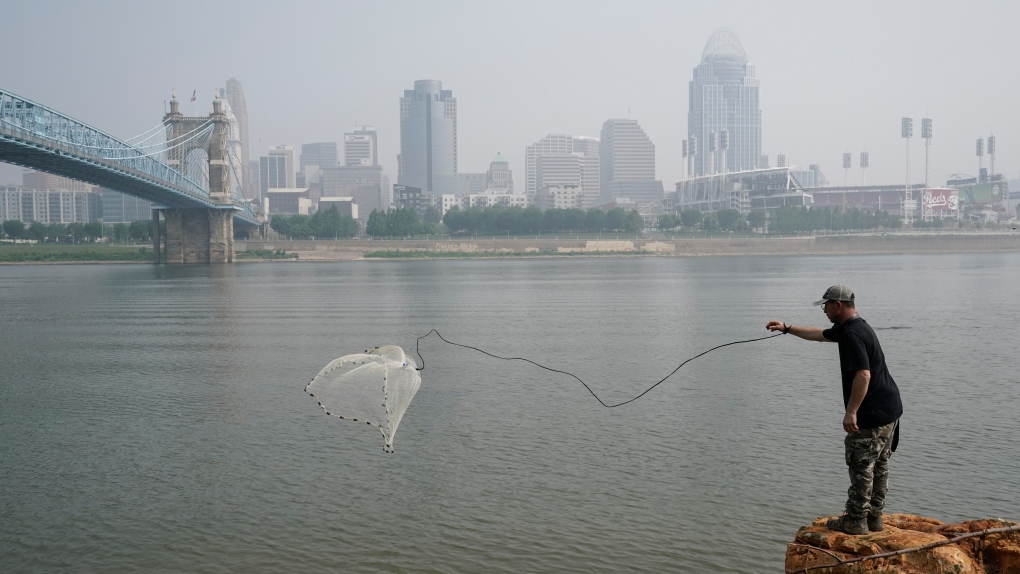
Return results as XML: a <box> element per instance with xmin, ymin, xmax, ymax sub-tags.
<box><xmin>240</xmin><ymin>233</ymin><xmax>1020</xmax><ymax>260</ymax></box>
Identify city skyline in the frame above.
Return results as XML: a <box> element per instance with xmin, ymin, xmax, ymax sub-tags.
<box><xmin>1</xmin><ymin>1</ymin><xmax>1018</xmax><ymax>191</ymax></box>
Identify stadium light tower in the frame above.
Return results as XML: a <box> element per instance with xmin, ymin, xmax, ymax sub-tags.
<box><xmin>988</xmin><ymin>134</ymin><xmax>996</xmax><ymax>178</ymax></box>
<box><xmin>776</xmin><ymin>153</ymin><xmax>786</xmax><ymax>168</ymax></box>
<box><xmin>976</xmin><ymin>137</ymin><xmax>985</xmax><ymax>181</ymax></box>
<box><xmin>902</xmin><ymin>117</ymin><xmax>914</xmax><ymax>225</ymax></box>
<box><xmin>842</xmin><ymin>152</ymin><xmax>852</xmax><ymax>211</ymax></box>
<box><xmin>860</xmin><ymin>151</ymin><xmax>869</xmax><ymax>187</ymax></box>
<box><xmin>989</xmin><ymin>135</ymin><xmax>1004</xmax><ymax>217</ymax></box>
<box><xmin>922</xmin><ymin>118</ymin><xmax>933</xmax><ymax>189</ymax></box>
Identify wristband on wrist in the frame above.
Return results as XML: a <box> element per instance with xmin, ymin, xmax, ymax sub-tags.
<box><xmin>783</xmin><ymin>323</ymin><xmax>791</xmax><ymax>334</ymax></box>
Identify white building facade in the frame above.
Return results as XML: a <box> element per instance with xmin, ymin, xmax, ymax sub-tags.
<box><xmin>525</xmin><ymin>134</ymin><xmax>600</xmax><ymax>208</ymax></box>
<box><xmin>536</xmin><ymin>184</ymin><xmax>583</xmax><ymax>210</ymax></box>
<box><xmin>599</xmin><ymin>118</ymin><xmax>663</xmax><ymax>204</ymax></box>
<box><xmin>0</xmin><ymin>187</ymin><xmax>100</xmax><ymax>224</ymax></box>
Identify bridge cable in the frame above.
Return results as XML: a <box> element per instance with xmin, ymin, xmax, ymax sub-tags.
<box><xmin>100</xmin><ymin>123</ymin><xmax>214</xmax><ymax>160</ymax></box>
<box><xmin>73</xmin><ymin>120</ymin><xmax>214</xmax><ymax>153</ymax></box>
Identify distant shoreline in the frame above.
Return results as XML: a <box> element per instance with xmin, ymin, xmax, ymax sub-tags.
<box><xmin>244</xmin><ymin>233</ymin><xmax>1020</xmax><ymax>262</ymax></box>
<box><xmin>2</xmin><ymin>233</ymin><xmax>1018</xmax><ymax>265</ymax></box>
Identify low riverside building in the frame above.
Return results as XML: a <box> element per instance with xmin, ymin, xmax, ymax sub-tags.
<box><xmin>0</xmin><ymin>186</ymin><xmax>100</xmax><ymax>223</ymax></box>
<box><xmin>463</xmin><ymin>190</ymin><xmax>528</xmax><ymax>209</ymax></box>
<box><xmin>536</xmin><ymin>184</ymin><xmax>583</xmax><ymax>210</ymax></box>
<box><xmin>267</xmin><ymin>188</ymin><xmax>312</xmax><ymax>215</ymax></box>
<box><xmin>317</xmin><ymin>197</ymin><xmax>358</xmax><ymax>219</ymax></box>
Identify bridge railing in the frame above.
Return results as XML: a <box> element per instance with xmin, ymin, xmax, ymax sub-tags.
<box><xmin>0</xmin><ymin>89</ymin><xmax>265</xmax><ymax>225</ymax></box>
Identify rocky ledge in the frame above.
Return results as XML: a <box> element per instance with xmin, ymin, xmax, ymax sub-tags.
<box><xmin>786</xmin><ymin>514</ymin><xmax>1020</xmax><ymax>573</ymax></box>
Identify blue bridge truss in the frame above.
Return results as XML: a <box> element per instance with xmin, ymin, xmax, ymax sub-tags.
<box><xmin>0</xmin><ymin>89</ymin><xmax>265</xmax><ymax>226</ymax></box>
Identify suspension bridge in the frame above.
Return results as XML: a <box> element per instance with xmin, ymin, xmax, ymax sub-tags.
<box><xmin>0</xmin><ymin>88</ymin><xmax>267</xmax><ymax>263</ymax></box>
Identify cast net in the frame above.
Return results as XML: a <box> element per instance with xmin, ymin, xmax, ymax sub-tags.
<box><xmin>305</xmin><ymin>345</ymin><xmax>421</xmax><ymax>453</ymax></box>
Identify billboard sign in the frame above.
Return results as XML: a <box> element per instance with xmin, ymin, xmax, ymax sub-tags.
<box><xmin>922</xmin><ymin>188</ymin><xmax>958</xmax><ymax>211</ymax></box>
<box><xmin>955</xmin><ymin>181</ymin><xmax>1007</xmax><ymax>205</ymax></box>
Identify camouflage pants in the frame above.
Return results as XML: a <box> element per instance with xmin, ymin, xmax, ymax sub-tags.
<box><xmin>844</xmin><ymin>419</ymin><xmax>898</xmax><ymax>518</ymax></box>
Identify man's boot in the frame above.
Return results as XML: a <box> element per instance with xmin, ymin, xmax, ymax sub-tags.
<box><xmin>826</xmin><ymin>513</ymin><xmax>868</xmax><ymax>535</ymax></box>
<box><xmin>867</xmin><ymin>512</ymin><xmax>884</xmax><ymax>532</ymax></box>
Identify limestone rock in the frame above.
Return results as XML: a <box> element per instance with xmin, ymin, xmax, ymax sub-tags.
<box><xmin>785</xmin><ymin>514</ymin><xmax>1020</xmax><ymax>574</ymax></box>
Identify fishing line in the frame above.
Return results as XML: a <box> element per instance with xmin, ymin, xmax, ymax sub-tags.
<box><xmin>414</xmin><ymin>329</ymin><xmax>784</xmax><ymax>408</ymax></box>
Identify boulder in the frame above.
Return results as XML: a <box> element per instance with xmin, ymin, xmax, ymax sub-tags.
<box><xmin>785</xmin><ymin>514</ymin><xmax>1020</xmax><ymax>574</ymax></box>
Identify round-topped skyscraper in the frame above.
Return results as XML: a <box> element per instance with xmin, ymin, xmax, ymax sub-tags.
<box><xmin>688</xmin><ymin>28</ymin><xmax>761</xmax><ymax>177</ymax></box>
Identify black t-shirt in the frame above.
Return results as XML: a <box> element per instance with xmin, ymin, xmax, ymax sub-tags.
<box><xmin>822</xmin><ymin>315</ymin><xmax>903</xmax><ymax>429</ymax></box>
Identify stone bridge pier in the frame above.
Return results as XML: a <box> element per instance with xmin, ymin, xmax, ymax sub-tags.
<box><xmin>159</xmin><ymin>208</ymin><xmax>234</xmax><ymax>264</ymax></box>
<box><xmin>156</xmin><ymin>94</ymin><xmax>236</xmax><ymax>264</ymax></box>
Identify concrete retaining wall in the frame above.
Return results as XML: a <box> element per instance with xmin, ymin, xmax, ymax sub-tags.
<box><xmin>239</xmin><ymin>233</ymin><xmax>1020</xmax><ymax>258</ymax></box>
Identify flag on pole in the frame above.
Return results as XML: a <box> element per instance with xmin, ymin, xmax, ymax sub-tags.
<box><xmin>190</xmin><ymin>90</ymin><xmax>197</xmax><ymax>102</ymax></box>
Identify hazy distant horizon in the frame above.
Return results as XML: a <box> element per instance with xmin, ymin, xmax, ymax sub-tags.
<box><xmin>2</xmin><ymin>0</ymin><xmax>1018</xmax><ymax>191</ymax></box>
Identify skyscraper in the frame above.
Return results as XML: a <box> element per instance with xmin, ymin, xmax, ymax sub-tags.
<box><xmin>344</xmin><ymin>126</ymin><xmax>378</xmax><ymax>166</ymax></box>
<box><xmin>301</xmin><ymin>143</ymin><xmax>339</xmax><ymax>171</ymax></box>
<box><xmin>216</xmin><ymin>89</ymin><xmax>245</xmax><ymax>198</ymax></box>
<box><xmin>599</xmin><ymin>119</ymin><xmax>662</xmax><ymax>204</ymax></box>
<box><xmin>399</xmin><ymin>80</ymin><xmax>457</xmax><ymax>194</ymax></box>
<box><xmin>525</xmin><ymin>135</ymin><xmax>600</xmax><ymax>208</ymax></box>
<box><xmin>688</xmin><ymin>28</ymin><xmax>761</xmax><ymax>176</ymax></box>
<box><xmin>225</xmin><ymin>78</ymin><xmax>250</xmax><ymax>186</ymax></box>
<box><xmin>260</xmin><ymin>155</ymin><xmax>289</xmax><ymax>198</ymax></box>
<box><xmin>300</xmin><ymin>142</ymin><xmax>338</xmax><ymax>186</ymax></box>
<box><xmin>260</xmin><ymin>146</ymin><xmax>295</xmax><ymax>199</ymax></box>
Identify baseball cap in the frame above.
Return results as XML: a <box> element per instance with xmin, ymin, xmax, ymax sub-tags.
<box><xmin>813</xmin><ymin>284</ymin><xmax>855</xmax><ymax>306</ymax></box>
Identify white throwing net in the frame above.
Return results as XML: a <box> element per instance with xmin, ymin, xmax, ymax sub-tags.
<box><xmin>305</xmin><ymin>345</ymin><xmax>421</xmax><ymax>453</ymax></box>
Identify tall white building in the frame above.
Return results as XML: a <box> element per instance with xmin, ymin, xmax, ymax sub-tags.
<box><xmin>570</xmin><ymin>137</ymin><xmax>601</xmax><ymax>208</ymax></box>
<box><xmin>536</xmin><ymin>154</ymin><xmax>582</xmax><ymax>193</ymax></box>
<box><xmin>599</xmin><ymin>119</ymin><xmax>663</xmax><ymax>204</ymax></box>
<box><xmin>688</xmin><ymin>28</ymin><xmax>761</xmax><ymax>176</ymax></box>
<box><xmin>344</xmin><ymin>127</ymin><xmax>378</xmax><ymax>166</ymax></box>
<box><xmin>216</xmin><ymin>90</ymin><xmax>246</xmax><ymax>199</ymax></box>
<box><xmin>260</xmin><ymin>146</ymin><xmax>296</xmax><ymax>199</ymax></box>
<box><xmin>525</xmin><ymin>134</ymin><xmax>600</xmax><ymax>208</ymax></box>
<box><xmin>224</xmin><ymin>78</ymin><xmax>250</xmax><ymax>188</ymax></box>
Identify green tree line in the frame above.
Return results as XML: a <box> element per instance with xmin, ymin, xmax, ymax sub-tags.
<box><xmin>269</xmin><ymin>206</ymin><xmax>360</xmax><ymax>239</ymax></box>
<box><xmin>1</xmin><ymin>220</ymin><xmax>155</xmax><ymax>242</ymax></box>
<box><xmin>365</xmin><ymin>207</ymin><xmax>443</xmax><ymax>238</ymax></box>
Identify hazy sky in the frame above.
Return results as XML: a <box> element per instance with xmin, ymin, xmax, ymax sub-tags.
<box><xmin>2</xmin><ymin>0</ymin><xmax>1018</xmax><ymax>189</ymax></box>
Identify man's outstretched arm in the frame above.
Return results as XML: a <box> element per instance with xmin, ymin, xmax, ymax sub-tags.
<box><xmin>765</xmin><ymin>320</ymin><xmax>831</xmax><ymax>342</ymax></box>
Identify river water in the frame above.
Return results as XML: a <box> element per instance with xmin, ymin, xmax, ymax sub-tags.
<box><xmin>1</xmin><ymin>254</ymin><xmax>1018</xmax><ymax>572</ymax></box>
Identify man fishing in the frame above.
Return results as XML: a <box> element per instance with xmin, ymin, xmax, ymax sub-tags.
<box><xmin>766</xmin><ymin>285</ymin><xmax>903</xmax><ymax>535</ymax></box>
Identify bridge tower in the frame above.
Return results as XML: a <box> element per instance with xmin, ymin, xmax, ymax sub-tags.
<box><xmin>157</xmin><ymin>93</ymin><xmax>235</xmax><ymax>263</ymax></box>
